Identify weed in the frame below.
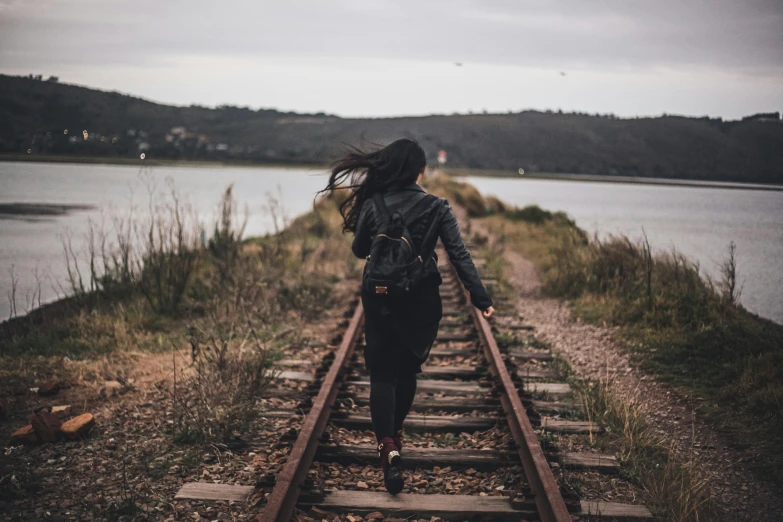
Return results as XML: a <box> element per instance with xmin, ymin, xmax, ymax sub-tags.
<box><xmin>136</xmin><ymin>183</ymin><xmax>201</xmax><ymax>315</ymax></box>
<box><xmin>171</xmin><ymin>318</ymin><xmax>284</xmax><ymax>443</ymax></box>
<box><xmin>475</xmin><ymin>189</ymin><xmax>783</xmax><ymax>485</ymax></box>
<box><xmin>208</xmin><ymin>184</ymin><xmax>248</xmax><ymax>283</ymax></box>
<box><xmin>573</xmin><ymin>374</ymin><xmax>718</xmax><ymax>521</ymax></box>
<box><xmin>494</xmin><ymin>331</ymin><xmax>524</xmax><ymax>349</ymax></box>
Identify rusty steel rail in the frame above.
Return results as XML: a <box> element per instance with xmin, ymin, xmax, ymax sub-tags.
<box><xmin>263</xmin><ymin>263</ymin><xmax>568</xmax><ymax>521</ymax></box>
<box><xmin>261</xmin><ymin>301</ymin><xmax>365</xmax><ymax>522</ymax></box>
<box><xmin>453</xmin><ymin>265</ymin><xmax>572</xmax><ymax>522</ymax></box>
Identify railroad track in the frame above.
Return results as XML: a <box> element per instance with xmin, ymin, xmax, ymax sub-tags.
<box><xmin>176</xmin><ymin>250</ymin><xmax>653</xmax><ymax>521</ymax></box>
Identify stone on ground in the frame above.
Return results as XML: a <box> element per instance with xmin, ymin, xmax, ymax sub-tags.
<box><xmin>61</xmin><ymin>413</ymin><xmax>95</xmax><ymax>439</ymax></box>
<box><xmin>11</xmin><ymin>424</ymin><xmax>38</xmax><ymax>444</ymax></box>
<box><xmin>37</xmin><ymin>379</ymin><xmax>61</xmax><ymax>396</ymax></box>
<box><xmin>51</xmin><ymin>405</ymin><xmax>73</xmax><ymax>419</ymax></box>
<box><xmin>31</xmin><ymin>411</ymin><xmax>63</xmax><ymax>442</ymax></box>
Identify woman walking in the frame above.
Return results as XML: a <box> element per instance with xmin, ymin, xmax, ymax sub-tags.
<box><xmin>322</xmin><ymin>139</ymin><xmax>494</xmax><ymax>495</ymax></box>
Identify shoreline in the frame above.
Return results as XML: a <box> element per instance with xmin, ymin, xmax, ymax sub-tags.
<box><xmin>3</xmin><ymin>155</ymin><xmax>782</xmax><ymax>191</ymax></box>
<box><xmin>0</xmin><ymin>154</ymin><xmax>328</xmax><ymax>171</ymax></box>
<box><xmin>0</xmin><ymin>202</ymin><xmax>97</xmax><ymax>217</ymax></box>
<box><xmin>448</xmin><ymin>168</ymin><xmax>783</xmax><ymax>192</ymax></box>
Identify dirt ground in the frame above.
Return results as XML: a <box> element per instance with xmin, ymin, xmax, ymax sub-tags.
<box><xmin>495</xmin><ymin>238</ymin><xmax>783</xmax><ymax>521</ymax></box>
<box><xmin>0</xmin><ymin>281</ymin><xmax>359</xmax><ymax>521</ymax></box>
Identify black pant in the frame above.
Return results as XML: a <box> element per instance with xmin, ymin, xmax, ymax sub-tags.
<box><xmin>362</xmin><ymin>277</ymin><xmax>442</xmax><ymax>441</ymax></box>
<box><xmin>370</xmin><ymin>364</ymin><xmax>418</xmax><ymax>441</ymax></box>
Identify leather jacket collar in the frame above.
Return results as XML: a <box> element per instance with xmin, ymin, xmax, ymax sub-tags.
<box><xmin>389</xmin><ymin>183</ymin><xmax>425</xmax><ymax>193</ymax></box>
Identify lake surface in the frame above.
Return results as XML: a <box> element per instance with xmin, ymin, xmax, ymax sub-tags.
<box><xmin>0</xmin><ymin>162</ymin><xmax>328</xmax><ymax>320</ymax></box>
<box><xmin>465</xmin><ymin>176</ymin><xmax>783</xmax><ymax>324</ymax></box>
<box><xmin>0</xmin><ymin>162</ymin><xmax>781</xmax><ymax>324</ymax></box>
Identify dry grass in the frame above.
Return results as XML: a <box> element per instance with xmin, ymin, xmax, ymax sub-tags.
<box><xmin>469</xmin><ymin>175</ymin><xmax>783</xmax><ymax>486</ymax></box>
<box><xmin>1</xmin><ymin>183</ymin><xmax>355</xmax><ymax>444</ymax></box>
<box><xmin>171</xmin><ymin>319</ymin><xmax>285</xmax><ymax>443</ymax></box>
<box><xmin>571</xmin><ymin>371</ymin><xmax>718</xmax><ymax>521</ymax></box>
<box><xmin>424</xmin><ymin>171</ymin><xmax>494</xmax><ymax>217</ymax></box>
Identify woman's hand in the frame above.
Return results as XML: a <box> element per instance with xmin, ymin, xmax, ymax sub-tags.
<box><xmin>483</xmin><ymin>306</ymin><xmax>495</xmax><ymax>319</ymax></box>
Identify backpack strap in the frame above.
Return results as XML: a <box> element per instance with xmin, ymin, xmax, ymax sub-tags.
<box><xmin>416</xmin><ymin>198</ymin><xmax>445</xmax><ymax>264</ymax></box>
<box><xmin>372</xmin><ymin>192</ymin><xmax>392</xmax><ymax>226</ymax></box>
<box><xmin>374</xmin><ymin>192</ymin><xmax>434</xmax><ymax>227</ymax></box>
<box><xmin>403</xmin><ymin>193</ymin><xmax>437</xmax><ymax>226</ymax></box>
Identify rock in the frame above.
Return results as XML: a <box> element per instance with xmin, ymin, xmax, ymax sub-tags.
<box><xmin>61</xmin><ymin>413</ymin><xmax>95</xmax><ymax>439</ymax></box>
<box><xmin>356</xmin><ymin>481</ymin><xmax>368</xmax><ymax>489</ymax></box>
<box><xmin>308</xmin><ymin>507</ymin><xmax>329</xmax><ymax>518</ymax></box>
<box><xmin>50</xmin><ymin>405</ymin><xmax>73</xmax><ymax>419</ymax></box>
<box><xmin>365</xmin><ymin>512</ymin><xmax>384</xmax><ymax>520</ymax></box>
<box><xmin>11</xmin><ymin>424</ymin><xmax>38</xmax><ymax>444</ymax></box>
<box><xmin>38</xmin><ymin>379</ymin><xmax>61</xmax><ymax>396</ymax></box>
<box><xmin>31</xmin><ymin>411</ymin><xmax>63</xmax><ymax>442</ymax></box>
<box><xmin>100</xmin><ymin>380</ymin><xmax>125</xmax><ymax>398</ymax></box>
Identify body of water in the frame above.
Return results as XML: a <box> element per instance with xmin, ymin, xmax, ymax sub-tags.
<box><xmin>1</xmin><ymin>162</ymin><xmax>781</xmax><ymax>325</ymax></box>
<box><xmin>465</xmin><ymin>176</ymin><xmax>783</xmax><ymax>324</ymax></box>
<box><xmin>0</xmin><ymin>161</ymin><xmax>328</xmax><ymax>320</ymax></box>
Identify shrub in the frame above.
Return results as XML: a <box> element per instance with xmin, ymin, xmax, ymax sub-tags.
<box><xmin>276</xmin><ymin>278</ymin><xmax>332</xmax><ymax>320</ymax></box>
<box><xmin>424</xmin><ymin>172</ymin><xmax>491</xmax><ymax>217</ymax></box>
<box><xmin>208</xmin><ymin>184</ymin><xmax>248</xmax><ymax>283</ymax></box>
<box><xmin>505</xmin><ymin>205</ymin><xmax>553</xmax><ymax>224</ymax></box>
<box><xmin>136</xmin><ymin>186</ymin><xmax>201</xmax><ymax>315</ymax></box>
<box><xmin>60</xmin><ymin>176</ymin><xmax>203</xmax><ymax>315</ymax></box>
<box><xmin>480</xmin><ymin>193</ymin><xmax>783</xmax><ymax>486</ymax></box>
<box><xmin>172</xmin><ymin>322</ymin><xmax>282</xmax><ymax>443</ymax></box>
<box><xmin>539</xmin><ymin>225</ymin><xmax>783</xmax><ymax>484</ymax></box>
<box><xmin>484</xmin><ymin>195</ymin><xmax>508</xmax><ymax>214</ymax></box>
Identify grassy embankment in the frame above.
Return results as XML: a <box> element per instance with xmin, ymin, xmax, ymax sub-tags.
<box><xmin>427</xmin><ymin>173</ymin><xmax>783</xmax><ymax>519</ymax></box>
<box><xmin>0</xmin><ymin>184</ymin><xmax>356</xmax><ymax>442</ymax></box>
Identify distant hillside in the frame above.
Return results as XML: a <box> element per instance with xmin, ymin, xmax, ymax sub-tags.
<box><xmin>1</xmin><ymin>74</ymin><xmax>782</xmax><ymax>184</ymax></box>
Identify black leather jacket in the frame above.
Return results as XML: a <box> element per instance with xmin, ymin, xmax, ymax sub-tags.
<box><xmin>352</xmin><ymin>183</ymin><xmax>493</xmax><ymax>311</ymax></box>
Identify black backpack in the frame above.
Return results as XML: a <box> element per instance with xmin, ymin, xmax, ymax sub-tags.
<box><xmin>362</xmin><ymin>192</ymin><xmax>442</xmax><ymax>297</ymax></box>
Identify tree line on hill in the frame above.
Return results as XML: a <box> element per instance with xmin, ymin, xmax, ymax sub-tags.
<box><xmin>1</xmin><ymin>74</ymin><xmax>781</xmax><ymax>184</ymax></box>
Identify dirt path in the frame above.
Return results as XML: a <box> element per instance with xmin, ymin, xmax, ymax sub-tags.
<box><xmin>478</xmin><ymin>224</ymin><xmax>783</xmax><ymax>521</ymax></box>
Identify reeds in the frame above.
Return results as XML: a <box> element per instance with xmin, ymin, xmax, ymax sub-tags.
<box><xmin>574</xmin><ymin>375</ymin><xmax>718</xmax><ymax>521</ymax></box>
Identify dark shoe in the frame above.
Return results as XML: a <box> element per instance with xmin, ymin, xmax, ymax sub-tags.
<box><xmin>377</xmin><ymin>437</ymin><xmax>403</xmax><ymax>495</ymax></box>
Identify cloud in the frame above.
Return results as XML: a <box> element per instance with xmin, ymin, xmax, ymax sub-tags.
<box><xmin>1</xmin><ymin>0</ymin><xmax>781</xmax><ymax>117</ymax></box>
<box><xmin>2</xmin><ymin>0</ymin><xmax>781</xmax><ymax>71</ymax></box>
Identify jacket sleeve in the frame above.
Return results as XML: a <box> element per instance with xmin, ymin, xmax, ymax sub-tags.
<box><xmin>437</xmin><ymin>201</ymin><xmax>493</xmax><ymax>311</ymax></box>
<box><xmin>351</xmin><ymin>200</ymin><xmax>373</xmax><ymax>259</ymax></box>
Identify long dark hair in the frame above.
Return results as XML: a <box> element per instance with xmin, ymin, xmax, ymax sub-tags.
<box><xmin>321</xmin><ymin>139</ymin><xmax>427</xmax><ymax>233</ymax></box>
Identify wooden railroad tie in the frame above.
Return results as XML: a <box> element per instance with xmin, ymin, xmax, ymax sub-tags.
<box><xmin>314</xmin><ymin>445</ymin><xmax>619</xmax><ymax>474</ymax></box>
<box><xmin>174</xmin><ymin>485</ymin><xmax>651</xmax><ymax>519</ymax></box>
<box><xmin>340</xmin><ymin>392</ymin><xmax>578</xmax><ymax>415</ymax></box>
<box><xmin>303</xmin><ymin>491</ymin><xmax>536</xmax><ymax>521</ymax></box>
<box><xmin>428</xmin><ymin>347</ymin><xmax>553</xmax><ymax>361</ymax></box>
<box><xmin>346</xmin><ymin>378</ymin><xmax>572</xmax><ymax>397</ymax></box>
<box><xmin>329</xmin><ymin>412</ymin><xmax>600</xmax><ymax>435</ymax></box>
<box><xmin>258</xmin><ymin>408</ymin><xmax>600</xmax><ymax>435</ymax></box>
<box><xmin>300</xmin><ymin>491</ymin><xmax>652</xmax><ymax>520</ymax></box>
<box><xmin>275</xmin><ymin>373</ymin><xmax>472</xmax><ymax>390</ymax></box>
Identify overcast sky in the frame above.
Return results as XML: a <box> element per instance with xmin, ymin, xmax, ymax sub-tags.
<box><xmin>1</xmin><ymin>0</ymin><xmax>781</xmax><ymax>119</ymax></box>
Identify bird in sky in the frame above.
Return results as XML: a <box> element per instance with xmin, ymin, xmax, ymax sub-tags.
<box><xmin>560</xmin><ymin>71</ymin><xmax>567</xmax><ymax>76</ymax></box>
<box><xmin>455</xmin><ymin>62</ymin><xmax>463</xmax><ymax>67</ymax></box>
